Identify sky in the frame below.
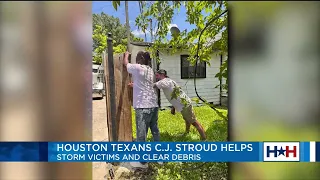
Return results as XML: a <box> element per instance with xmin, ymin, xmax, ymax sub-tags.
<box><xmin>92</xmin><ymin>1</ymin><xmax>196</xmax><ymax>41</ymax></box>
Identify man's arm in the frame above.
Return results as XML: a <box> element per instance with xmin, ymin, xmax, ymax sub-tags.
<box><xmin>124</xmin><ymin>52</ymin><xmax>138</xmax><ymax>74</ymax></box>
<box><xmin>153</xmin><ymin>83</ymin><xmax>158</xmax><ymax>89</ymax></box>
<box><xmin>154</xmin><ymin>80</ymin><xmax>165</xmax><ymax>89</ymax></box>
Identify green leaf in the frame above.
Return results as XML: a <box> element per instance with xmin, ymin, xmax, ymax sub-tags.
<box><xmin>170</xmin><ymin>86</ymin><xmax>181</xmax><ymax>100</ymax></box>
<box><xmin>191</xmin><ymin>97</ymin><xmax>200</xmax><ymax>104</ymax></box>
<box><xmin>112</xmin><ymin>1</ymin><xmax>118</xmax><ymax>11</ymax></box>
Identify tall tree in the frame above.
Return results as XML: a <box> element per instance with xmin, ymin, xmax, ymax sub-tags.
<box><xmin>125</xmin><ymin>1</ymin><xmax>131</xmax><ymax>48</ymax></box>
<box><xmin>92</xmin><ymin>25</ymin><xmax>107</xmax><ymax>63</ymax></box>
<box><xmin>92</xmin><ymin>12</ymin><xmax>143</xmax><ymax>63</ymax></box>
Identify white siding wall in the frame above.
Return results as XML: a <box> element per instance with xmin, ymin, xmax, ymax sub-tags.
<box><xmin>159</xmin><ymin>50</ymin><xmax>221</xmax><ymax>107</ymax></box>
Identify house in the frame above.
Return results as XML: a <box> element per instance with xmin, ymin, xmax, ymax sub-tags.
<box><xmin>129</xmin><ymin>42</ymin><xmax>228</xmax><ymax>109</ymax></box>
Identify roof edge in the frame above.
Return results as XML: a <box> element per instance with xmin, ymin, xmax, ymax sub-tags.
<box><xmin>130</xmin><ymin>42</ymin><xmax>153</xmax><ymax>47</ymax></box>
<box><xmin>130</xmin><ymin>42</ymin><xmax>224</xmax><ymax>52</ymax></box>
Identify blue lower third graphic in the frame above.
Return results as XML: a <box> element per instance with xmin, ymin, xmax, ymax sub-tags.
<box><xmin>0</xmin><ymin>142</ymin><xmax>262</xmax><ymax>162</ymax></box>
<box><xmin>316</xmin><ymin>142</ymin><xmax>320</xmax><ymax>162</ymax></box>
<box><xmin>0</xmin><ymin>142</ymin><xmax>48</xmax><ymax>162</ymax></box>
<box><xmin>47</xmin><ymin>142</ymin><xmax>259</xmax><ymax>162</ymax></box>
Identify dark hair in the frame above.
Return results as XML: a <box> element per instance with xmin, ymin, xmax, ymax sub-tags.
<box><xmin>136</xmin><ymin>51</ymin><xmax>152</xmax><ymax>67</ymax></box>
<box><xmin>157</xmin><ymin>69</ymin><xmax>169</xmax><ymax>78</ymax></box>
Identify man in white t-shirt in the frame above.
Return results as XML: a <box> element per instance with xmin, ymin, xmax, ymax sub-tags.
<box><xmin>154</xmin><ymin>69</ymin><xmax>206</xmax><ymax>140</ymax></box>
<box><xmin>124</xmin><ymin>51</ymin><xmax>160</xmax><ymax>168</ymax></box>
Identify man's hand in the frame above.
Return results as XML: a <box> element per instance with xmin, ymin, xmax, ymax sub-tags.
<box><xmin>124</xmin><ymin>51</ymin><xmax>130</xmax><ymax>59</ymax></box>
<box><xmin>123</xmin><ymin>51</ymin><xmax>131</xmax><ymax>66</ymax></box>
<box><xmin>128</xmin><ymin>82</ymin><xmax>133</xmax><ymax>88</ymax></box>
<box><xmin>171</xmin><ymin>107</ymin><xmax>176</xmax><ymax>115</ymax></box>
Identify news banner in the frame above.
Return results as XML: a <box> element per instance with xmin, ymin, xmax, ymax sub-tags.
<box><xmin>0</xmin><ymin>142</ymin><xmax>319</xmax><ymax>162</ymax></box>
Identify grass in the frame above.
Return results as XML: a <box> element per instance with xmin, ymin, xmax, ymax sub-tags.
<box><xmin>131</xmin><ymin>106</ymin><xmax>228</xmax><ymax>180</ymax></box>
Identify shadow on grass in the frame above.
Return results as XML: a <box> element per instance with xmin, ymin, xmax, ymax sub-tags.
<box><xmin>205</xmin><ymin>119</ymin><xmax>228</xmax><ymax>142</ymax></box>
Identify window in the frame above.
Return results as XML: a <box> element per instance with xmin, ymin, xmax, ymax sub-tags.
<box><xmin>180</xmin><ymin>55</ymin><xmax>206</xmax><ymax>79</ymax></box>
<box><xmin>92</xmin><ymin>69</ymin><xmax>98</xmax><ymax>73</ymax></box>
<box><xmin>98</xmin><ymin>70</ymin><xmax>104</xmax><ymax>74</ymax></box>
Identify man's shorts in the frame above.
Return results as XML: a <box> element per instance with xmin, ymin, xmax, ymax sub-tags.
<box><xmin>181</xmin><ymin>105</ymin><xmax>197</xmax><ymax>124</ymax></box>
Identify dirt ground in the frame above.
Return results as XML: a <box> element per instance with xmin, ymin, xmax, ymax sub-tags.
<box><xmin>91</xmin><ymin>98</ymin><xmax>140</xmax><ymax>180</ymax></box>
<box><xmin>92</xmin><ymin>98</ymin><xmax>109</xmax><ymax>180</ymax></box>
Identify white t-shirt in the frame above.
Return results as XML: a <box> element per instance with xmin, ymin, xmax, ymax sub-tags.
<box><xmin>127</xmin><ymin>63</ymin><xmax>158</xmax><ymax>109</ymax></box>
<box><xmin>155</xmin><ymin>78</ymin><xmax>191</xmax><ymax>112</ymax></box>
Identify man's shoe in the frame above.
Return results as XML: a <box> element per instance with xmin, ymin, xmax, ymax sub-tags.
<box><xmin>129</xmin><ymin>162</ymin><xmax>148</xmax><ymax>169</ymax></box>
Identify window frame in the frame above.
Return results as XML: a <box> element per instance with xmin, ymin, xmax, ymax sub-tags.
<box><xmin>180</xmin><ymin>55</ymin><xmax>206</xmax><ymax>79</ymax></box>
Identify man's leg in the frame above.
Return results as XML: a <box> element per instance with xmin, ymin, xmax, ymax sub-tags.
<box><xmin>149</xmin><ymin>107</ymin><xmax>160</xmax><ymax>141</ymax></box>
<box><xmin>131</xmin><ymin>108</ymin><xmax>150</xmax><ymax>168</ymax></box>
<box><xmin>135</xmin><ymin>109</ymin><xmax>148</xmax><ymax>142</ymax></box>
<box><xmin>181</xmin><ymin>105</ymin><xmax>207</xmax><ymax>140</ymax></box>
<box><xmin>149</xmin><ymin>107</ymin><xmax>162</xmax><ymax>164</ymax></box>
<box><xmin>192</xmin><ymin>121</ymin><xmax>206</xmax><ymax>140</ymax></box>
<box><xmin>185</xmin><ymin>121</ymin><xmax>191</xmax><ymax>134</ymax></box>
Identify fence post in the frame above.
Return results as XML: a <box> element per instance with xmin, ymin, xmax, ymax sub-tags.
<box><xmin>107</xmin><ymin>33</ymin><xmax>117</xmax><ymax>142</ymax></box>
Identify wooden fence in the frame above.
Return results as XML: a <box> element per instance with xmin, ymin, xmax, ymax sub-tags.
<box><xmin>103</xmin><ymin>35</ymin><xmax>133</xmax><ymax>142</ymax></box>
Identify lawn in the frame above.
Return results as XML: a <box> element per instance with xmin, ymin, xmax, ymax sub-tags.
<box><xmin>131</xmin><ymin>106</ymin><xmax>228</xmax><ymax>180</ymax></box>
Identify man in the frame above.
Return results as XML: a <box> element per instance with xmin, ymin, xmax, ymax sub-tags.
<box><xmin>154</xmin><ymin>69</ymin><xmax>207</xmax><ymax>140</ymax></box>
<box><xmin>123</xmin><ymin>51</ymin><xmax>160</xmax><ymax>168</ymax></box>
